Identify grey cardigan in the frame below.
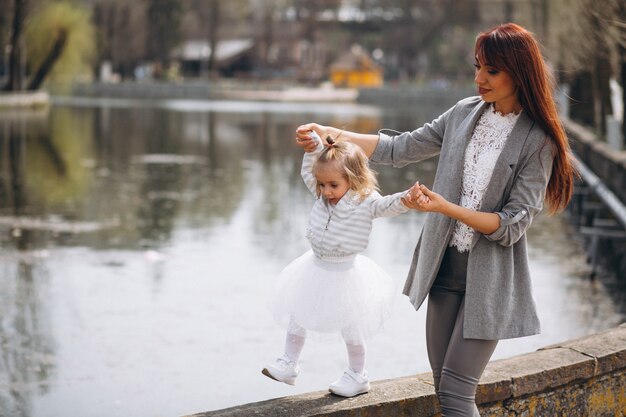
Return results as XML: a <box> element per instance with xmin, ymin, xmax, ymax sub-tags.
<box><xmin>371</xmin><ymin>96</ymin><xmax>555</xmax><ymax>340</ymax></box>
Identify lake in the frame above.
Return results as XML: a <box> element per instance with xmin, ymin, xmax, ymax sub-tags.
<box><xmin>0</xmin><ymin>95</ymin><xmax>623</xmax><ymax>417</ymax></box>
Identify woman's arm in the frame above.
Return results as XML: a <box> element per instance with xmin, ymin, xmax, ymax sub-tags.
<box><xmin>483</xmin><ymin>144</ymin><xmax>554</xmax><ymax>246</ymax></box>
<box><xmin>405</xmin><ymin>136</ymin><xmax>554</xmax><ymax>239</ymax></box>
<box><xmin>295</xmin><ymin>103</ymin><xmax>454</xmax><ymax>163</ymax></box>
<box><xmin>295</xmin><ymin>123</ymin><xmax>379</xmax><ymax>157</ymax></box>
<box><xmin>405</xmin><ymin>184</ymin><xmax>500</xmax><ymax>234</ymax></box>
<box><xmin>300</xmin><ymin>133</ymin><xmax>324</xmax><ymax>194</ymax></box>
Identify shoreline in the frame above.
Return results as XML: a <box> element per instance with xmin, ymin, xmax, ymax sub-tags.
<box><xmin>61</xmin><ymin>80</ymin><xmax>476</xmax><ymax>104</ymax></box>
<box><xmin>0</xmin><ymin>90</ymin><xmax>50</xmax><ymax>109</ymax></box>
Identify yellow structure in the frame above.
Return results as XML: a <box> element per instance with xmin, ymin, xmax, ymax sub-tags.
<box><xmin>329</xmin><ymin>47</ymin><xmax>383</xmax><ymax>88</ymax></box>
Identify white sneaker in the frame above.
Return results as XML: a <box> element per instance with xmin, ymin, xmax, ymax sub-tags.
<box><xmin>262</xmin><ymin>355</ymin><xmax>299</xmax><ymax>386</ymax></box>
<box><xmin>329</xmin><ymin>368</ymin><xmax>370</xmax><ymax>397</ymax></box>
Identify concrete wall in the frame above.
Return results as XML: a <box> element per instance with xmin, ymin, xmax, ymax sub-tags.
<box><xmin>189</xmin><ymin>325</ymin><xmax>626</xmax><ymax>417</ymax></box>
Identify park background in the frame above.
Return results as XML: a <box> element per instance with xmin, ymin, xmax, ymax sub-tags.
<box><xmin>1</xmin><ymin>1</ymin><xmax>625</xmax><ymax>417</ymax></box>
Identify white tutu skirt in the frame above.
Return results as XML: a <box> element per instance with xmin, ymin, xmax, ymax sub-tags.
<box><xmin>268</xmin><ymin>250</ymin><xmax>396</xmax><ymax>342</ymax></box>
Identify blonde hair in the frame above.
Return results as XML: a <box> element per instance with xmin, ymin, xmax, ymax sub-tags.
<box><xmin>313</xmin><ymin>139</ymin><xmax>379</xmax><ymax>200</ymax></box>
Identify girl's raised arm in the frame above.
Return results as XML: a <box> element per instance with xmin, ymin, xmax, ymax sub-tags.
<box><xmin>296</xmin><ymin>123</ymin><xmax>379</xmax><ymax>157</ymax></box>
<box><xmin>300</xmin><ymin>132</ymin><xmax>324</xmax><ymax>194</ymax></box>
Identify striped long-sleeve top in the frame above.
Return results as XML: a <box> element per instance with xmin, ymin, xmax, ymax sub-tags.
<box><xmin>301</xmin><ymin>137</ymin><xmax>410</xmax><ymax>261</ymax></box>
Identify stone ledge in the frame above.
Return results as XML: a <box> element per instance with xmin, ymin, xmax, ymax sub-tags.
<box><xmin>479</xmin><ymin>348</ymin><xmax>595</xmax><ymax>399</ymax></box>
<box><xmin>540</xmin><ymin>323</ymin><xmax>626</xmax><ymax>376</ymax></box>
<box><xmin>189</xmin><ymin>325</ymin><xmax>626</xmax><ymax>417</ymax></box>
<box><xmin>0</xmin><ymin>91</ymin><xmax>50</xmax><ymax>108</ymax></box>
<box><xmin>195</xmin><ymin>376</ymin><xmax>438</xmax><ymax>417</ymax></box>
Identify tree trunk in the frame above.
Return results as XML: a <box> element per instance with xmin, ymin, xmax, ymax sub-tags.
<box><xmin>207</xmin><ymin>0</ymin><xmax>220</xmax><ymax>78</ymax></box>
<box><xmin>621</xmin><ymin>45</ymin><xmax>626</xmax><ymax>146</ymax></box>
<box><xmin>4</xmin><ymin>0</ymin><xmax>26</xmax><ymax>91</ymax></box>
<box><xmin>531</xmin><ymin>0</ymin><xmax>549</xmax><ymax>40</ymax></box>
<box><xmin>618</xmin><ymin>1</ymin><xmax>626</xmax><ymax>145</ymax></box>
<box><xmin>27</xmin><ymin>29</ymin><xmax>67</xmax><ymax>91</ymax></box>
<box><xmin>585</xmin><ymin>6</ymin><xmax>613</xmax><ymax>136</ymax></box>
<box><xmin>569</xmin><ymin>71</ymin><xmax>595</xmax><ymax>127</ymax></box>
<box><xmin>8</xmin><ymin>123</ymin><xmax>26</xmax><ymax>214</ymax></box>
<box><xmin>504</xmin><ymin>0</ymin><xmax>514</xmax><ymax>22</ymax></box>
<box><xmin>540</xmin><ymin>0</ymin><xmax>549</xmax><ymax>40</ymax></box>
<box><xmin>261</xmin><ymin>3</ymin><xmax>274</xmax><ymax>67</ymax></box>
<box><xmin>592</xmin><ymin>53</ymin><xmax>612</xmax><ymax>136</ymax></box>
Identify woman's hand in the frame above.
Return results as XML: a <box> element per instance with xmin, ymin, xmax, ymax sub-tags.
<box><xmin>295</xmin><ymin>123</ymin><xmax>331</xmax><ymax>152</ymax></box>
<box><xmin>405</xmin><ymin>183</ymin><xmax>501</xmax><ymax>234</ymax></box>
<box><xmin>416</xmin><ymin>184</ymin><xmax>447</xmax><ymax>212</ymax></box>
<box><xmin>402</xmin><ymin>181</ymin><xmax>429</xmax><ymax>209</ymax></box>
<box><xmin>403</xmin><ymin>183</ymin><xmax>447</xmax><ymax>213</ymax></box>
<box><xmin>295</xmin><ymin>124</ymin><xmax>380</xmax><ymax>157</ymax></box>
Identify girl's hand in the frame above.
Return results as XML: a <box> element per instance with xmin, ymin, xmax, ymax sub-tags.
<box><xmin>402</xmin><ymin>181</ymin><xmax>430</xmax><ymax>208</ymax></box>
<box><xmin>413</xmin><ymin>184</ymin><xmax>447</xmax><ymax>213</ymax></box>
<box><xmin>403</xmin><ymin>183</ymin><xmax>448</xmax><ymax>213</ymax></box>
<box><xmin>295</xmin><ymin>123</ymin><xmax>330</xmax><ymax>152</ymax></box>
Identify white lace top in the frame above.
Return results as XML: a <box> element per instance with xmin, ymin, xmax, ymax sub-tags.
<box><xmin>449</xmin><ymin>105</ymin><xmax>521</xmax><ymax>252</ymax></box>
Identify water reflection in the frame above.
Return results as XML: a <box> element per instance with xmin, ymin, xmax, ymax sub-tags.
<box><xmin>0</xmin><ymin>97</ymin><xmax>623</xmax><ymax>417</ymax></box>
<box><xmin>0</xmin><ymin>111</ymin><xmax>57</xmax><ymax>416</ymax></box>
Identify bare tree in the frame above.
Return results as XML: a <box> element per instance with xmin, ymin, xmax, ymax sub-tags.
<box><xmin>503</xmin><ymin>0</ymin><xmax>514</xmax><ymax>23</ymax></box>
<box><xmin>551</xmin><ymin>0</ymin><xmax>623</xmax><ymax>136</ymax></box>
<box><xmin>0</xmin><ymin>0</ymin><xmax>11</xmax><ymax>79</ymax></box>
<box><xmin>146</xmin><ymin>0</ymin><xmax>183</xmax><ymax>78</ymax></box>
<box><xmin>27</xmin><ymin>29</ymin><xmax>67</xmax><ymax>90</ymax></box>
<box><xmin>617</xmin><ymin>1</ymin><xmax>626</xmax><ymax>142</ymax></box>
<box><xmin>206</xmin><ymin>0</ymin><xmax>220</xmax><ymax>77</ymax></box>
<box><xmin>258</xmin><ymin>1</ymin><xmax>274</xmax><ymax>67</ymax></box>
<box><xmin>379</xmin><ymin>0</ymin><xmax>457</xmax><ymax>81</ymax></box>
<box><xmin>4</xmin><ymin>0</ymin><xmax>27</xmax><ymax>91</ymax></box>
<box><xmin>92</xmin><ymin>0</ymin><xmax>148</xmax><ymax>79</ymax></box>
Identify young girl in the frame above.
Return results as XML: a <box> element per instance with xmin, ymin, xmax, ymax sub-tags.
<box><xmin>262</xmin><ymin>131</ymin><xmax>415</xmax><ymax>397</ymax></box>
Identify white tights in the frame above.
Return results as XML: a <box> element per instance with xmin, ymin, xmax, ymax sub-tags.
<box><xmin>284</xmin><ymin>332</ymin><xmax>306</xmax><ymax>363</ymax></box>
<box><xmin>284</xmin><ymin>322</ymin><xmax>366</xmax><ymax>374</ymax></box>
<box><xmin>344</xmin><ymin>339</ymin><xmax>366</xmax><ymax>373</ymax></box>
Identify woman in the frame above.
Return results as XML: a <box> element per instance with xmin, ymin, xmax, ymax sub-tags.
<box><xmin>294</xmin><ymin>23</ymin><xmax>576</xmax><ymax>416</ymax></box>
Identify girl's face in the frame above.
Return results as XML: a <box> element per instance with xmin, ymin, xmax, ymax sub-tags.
<box><xmin>315</xmin><ymin>164</ymin><xmax>350</xmax><ymax>206</ymax></box>
<box><xmin>474</xmin><ymin>59</ymin><xmax>521</xmax><ymax>114</ymax></box>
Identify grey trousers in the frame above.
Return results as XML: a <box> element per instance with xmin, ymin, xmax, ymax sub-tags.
<box><xmin>426</xmin><ymin>247</ymin><xmax>498</xmax><ymax>417</ymax></box>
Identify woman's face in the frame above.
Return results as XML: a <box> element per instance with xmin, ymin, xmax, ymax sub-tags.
<box><xmin>474</xmin><ymin>58</ymin><xmax>520</xmax><ymax>114</ymax></box>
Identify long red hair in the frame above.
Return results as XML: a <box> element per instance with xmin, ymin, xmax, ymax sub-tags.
<box><xmin>475</xmin><ymin>23</ymin><xmax>576</xmax><ymax>213</ymax></box>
